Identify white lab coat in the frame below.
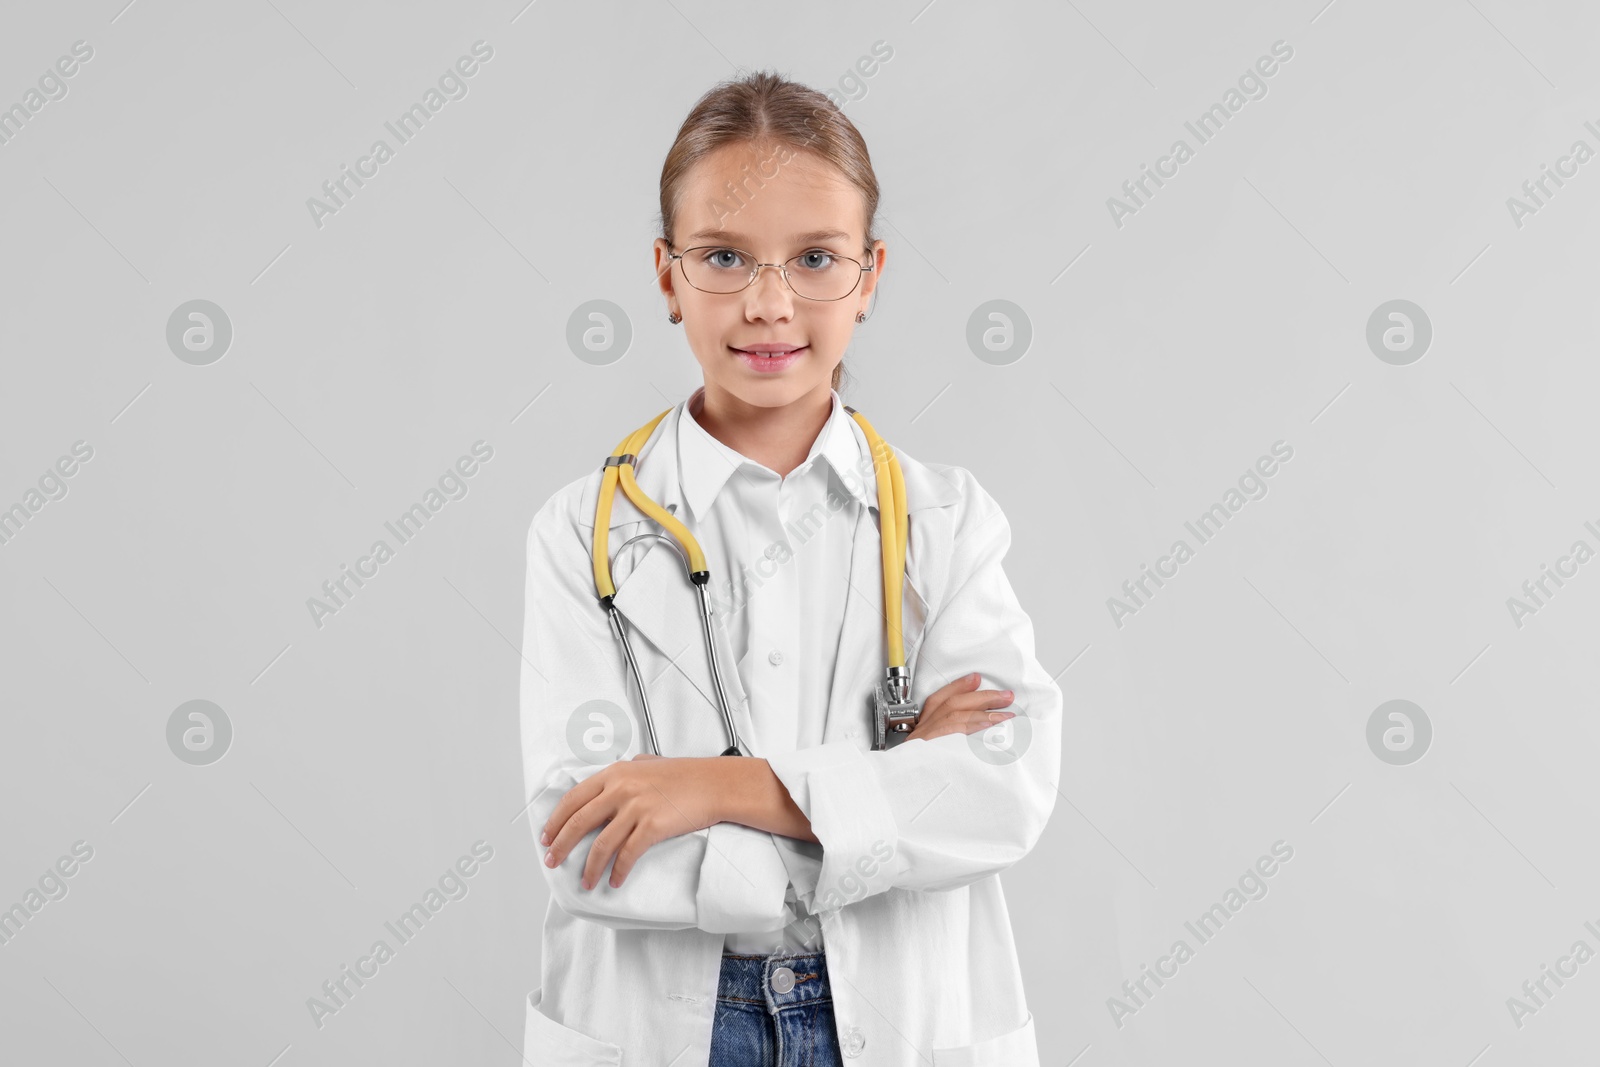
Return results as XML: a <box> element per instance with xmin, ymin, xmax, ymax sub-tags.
<box><xmin>519</xmin><ymin>399</ymin><xmax>1062</xmax><ymax>1065</ymax></box>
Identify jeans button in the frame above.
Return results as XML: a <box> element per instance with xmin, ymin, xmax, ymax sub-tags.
<box><xmin>842</xmin><ymin>1025</ymin><xmax>865</xmax><ymax>1057</ymax></box>
<box><xmin>770</xmin><ymin>965</ymin><xmax>795</xmax><ymax>994</ymax></box>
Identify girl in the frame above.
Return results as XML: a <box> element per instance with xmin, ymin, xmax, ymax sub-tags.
<box><xmin>520</xmin><ymin>72</ymin><xmax>1062</xmax><ymax>1067</ymax></box>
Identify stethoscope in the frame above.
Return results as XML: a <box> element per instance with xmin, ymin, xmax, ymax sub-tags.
<box><xmin>591</xmin><ymin>403</ymin><xmax>921</xmax><ymax>756</ymax></box>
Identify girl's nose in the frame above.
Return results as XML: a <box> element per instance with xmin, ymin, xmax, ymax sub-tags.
<box><xmin>745</xmin><ymin>264</ymin><xmax>795</xmax><ymax>314</ymax></box>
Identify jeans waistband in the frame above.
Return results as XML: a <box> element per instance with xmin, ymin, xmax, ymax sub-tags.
<box><xmin>717</xmin><ymin>950</ymin><xmax>832</xmax><ymax>1009</ymax></box>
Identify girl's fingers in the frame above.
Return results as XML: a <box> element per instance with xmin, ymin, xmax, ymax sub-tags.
<box><xmin>605</xmin><ymin>826</ymin><xmax>650</xmax><ymax>888</ymax></box>
<box><xmin>540</xmin><ymin>775</ymin><xmax>604</xmax><ymax>850</ymax></box>
<box><xmin>938</xmin><ymin>710</ymin><xmax>1016</xmax><ymax>739</ymax></box>
<box><xmin>580</xmin><ymin>812</ymin><xmax>634</xmax><ymax>892</ymax></box>
<box><xmin>545</xmin><ymin>762</ymin><xmax>706</xmax><ymax>888</ymax></box>
<box><xmin>545</xmin><ymin>795</ymin><xmax>608</xmax><ymax>871</ymax></box>
<box><xmin>968</xmin><ymin>689</ymin><xmax>1016</xmax><ymax>711</ymax></box>
<box><xmin>924</xmin><ymin>674</ymin><xmax>1011</xmax><ymax>713</ymax></box>
<box><xmin>922</xmin><ymin>672</ymin><xmax>983</xmax><ymax>715</ymax></box>
<box><xmin>934</xmin><ymin>688</ymin><xmax>1015</xmax><ymax>719</ymax></box>
<box><xmin>907</xmin><ymin>676</ymin><xmax>1017</xmax><ymax>742</ymax></box>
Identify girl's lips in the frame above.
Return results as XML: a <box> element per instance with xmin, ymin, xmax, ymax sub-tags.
<box><xmin>732</xmin><ymin>345</ymin><xmax>807</xmax><ymax>373</ymax></box>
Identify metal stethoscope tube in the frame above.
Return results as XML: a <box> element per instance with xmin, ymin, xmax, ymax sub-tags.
<box><xmin>607</xmin><ymin>531</ymin><xmax>745</xmax><ymax>757</ymax></box>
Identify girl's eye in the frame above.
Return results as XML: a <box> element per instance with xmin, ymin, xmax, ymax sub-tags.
<box><xmin>703</xmin><ymin>248</ymin><xmax>746</xmax><ymax>270</ymax></box>
<box><xmin>794</xmin><ymin>251</ymin><xmax>836</xmax><ymax>271</ymax></box>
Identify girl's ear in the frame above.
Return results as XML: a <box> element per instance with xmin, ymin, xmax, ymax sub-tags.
<box><xmin>653</xmin><ymin>238</ymin><xmax>678</xmax><ymax>303</ymax></box>
<box><xmin>859</xmin><ymin>239</ymin><xmax>886</xmax><ymax>306</ymax></box>
<box><xmin>654</xmin><ymin>239</ymin><xmax>685</xmax><ymax>322</ymax></box>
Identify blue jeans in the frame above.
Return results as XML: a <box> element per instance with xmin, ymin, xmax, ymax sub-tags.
<box><xmin>709</xmin><ymin>950</ymin><xmax>844</xmax><ymax>1066</ymax></box>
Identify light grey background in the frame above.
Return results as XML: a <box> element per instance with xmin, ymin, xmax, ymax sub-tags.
<box><xmin>3</xmin><ymin>0</ymin><xmax>1598</xmax><ymax>1063</ymax></box>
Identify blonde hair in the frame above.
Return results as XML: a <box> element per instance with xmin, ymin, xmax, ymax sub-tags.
<box><xmin>658</xmin><ymin>71</ymin><xmax>880</xmax><ymax>394</ymax></box>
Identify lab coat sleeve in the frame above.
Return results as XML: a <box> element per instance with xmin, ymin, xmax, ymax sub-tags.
<box><xmin>520</xmin><ymin>488</ymin><xmax>794</xmax><ymax>933</ymax></box>
<box><xmin>765</xmin><ymin>475</ymin><xmax>1063</xmax><ymax>912</ymax></box>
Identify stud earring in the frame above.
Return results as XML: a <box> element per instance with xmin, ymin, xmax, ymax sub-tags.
<box><xmin>855</xmin><ymin>311</ymin><xmax>865</xmax><ymax>324</ymax></box>
<box><xmin>668</xmin><ymin>312</ymin><xmax>682</xmax><ymax>324</ymax></box>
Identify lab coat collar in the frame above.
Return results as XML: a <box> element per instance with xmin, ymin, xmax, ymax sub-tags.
<box><xmin>677</xmin><ymin>386</ymin><xmax>875</xmax><ymax>522</ymax></box>
<box><xmin>591</xmin><ymin>389</ymin><xmax>959</xmax><ymax>531</ymax></box>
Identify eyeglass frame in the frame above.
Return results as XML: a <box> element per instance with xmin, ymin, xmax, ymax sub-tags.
<box><xmin>665</xmin><ymin>243</ymin><xmax>875</xmax><ymax>301</ymax></box>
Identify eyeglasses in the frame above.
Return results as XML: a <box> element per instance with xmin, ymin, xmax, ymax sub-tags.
<box><xmin>667</xmin><ymin>245</ymin><xmax>874</xmax><ymax>302</ymax></box>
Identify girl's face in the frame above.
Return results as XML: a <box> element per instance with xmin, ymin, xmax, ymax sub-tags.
<box><xmin>654</xmin><ymin>142</ymin><xmax>885</xmax><ymax>410</ymax></box>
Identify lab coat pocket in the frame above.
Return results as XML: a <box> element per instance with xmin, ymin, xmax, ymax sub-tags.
<box><xmin>930</xmin><ymin>1011</ymin><xmax>1038</xmax><ymax>1067</ymax></box>
<box><xmin>524</xmin><ymin>986</ymin><xmax>624</xmax><ymax>1066</ymax></box>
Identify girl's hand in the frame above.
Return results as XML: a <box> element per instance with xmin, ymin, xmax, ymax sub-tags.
<box><xmin>539</xmin><ymin>755</ymin><xmax>728</xmax><ymax>891</ymax></box>
<box><xmin>904</xmin><ymin>673</ymin><xmax>1015</xmax><ymax>743</ymax></box>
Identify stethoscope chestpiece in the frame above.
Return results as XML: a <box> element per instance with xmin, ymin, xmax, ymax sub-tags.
<box><xmin>871</xmin><ymin>668</ymin><xmax>921</xmax><ymax>750</ymax></box>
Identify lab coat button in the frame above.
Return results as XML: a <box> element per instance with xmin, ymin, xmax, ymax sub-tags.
<box><xmin>768</xmin><ymin>649</ymin><xmax>784</xmax><ymax>666</ymax></box>
<box><xmin>842</xmin><ymin>1026</ymin><xmax>865</xmax><ymax>1056</ymax></box>
<box><xmin>770</xmin><ymin>965</ymin><xmax>795</xmax><ymax>993</ymax></box>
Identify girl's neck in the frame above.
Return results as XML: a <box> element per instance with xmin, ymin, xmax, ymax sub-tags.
<box><xmin>691</xmin><ymin>382</ymin><xmax>833</xmax><ymax>478</ymax></box>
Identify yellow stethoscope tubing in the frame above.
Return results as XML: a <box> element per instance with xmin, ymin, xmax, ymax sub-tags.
<box><xmin>592</xmin><ymin>408</ymin><xmax>702</xmax><ymax>601</ymax></box>
<box><xmin>589</xmin><ymin>403</ymin><xmax>910</xmax><ymax>755</ymax></box>
<box><xmin>851</xmin><ymin>409</ymin><xmax>909</xmax><ymax>669</ymax></box>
